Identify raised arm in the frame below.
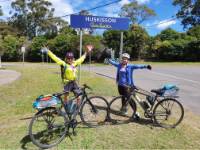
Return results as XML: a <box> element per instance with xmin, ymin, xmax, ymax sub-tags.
<box><xmin>130</xmin><ymin>64</ymin><xmax>152</xmax><ymax>70</ymax></box>
<box><xmin>47</xmin><ymin>50</ymin><xmax>65</xmax><ymax>66</ymax></box>
<box><xmin>108</xmin><ymin>59</ymin><xmax>119</xmax><ymax>67</ymax></box>
<box><xmin>74</xmin><ymin>53</ymin><xmax>86</xmax><ymax>66</ymax></box>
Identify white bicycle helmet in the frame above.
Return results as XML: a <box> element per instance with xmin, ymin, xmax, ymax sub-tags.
<box><xmin>122</xmin><ymin>53</ymin><xmax>130</xmax><ymax>59</ymax></box>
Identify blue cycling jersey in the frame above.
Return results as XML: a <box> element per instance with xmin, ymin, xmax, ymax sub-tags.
<box><xmin>108</xmin><ymin>59</ymin><xmax>148</xmax><ymax>86</ymax></box>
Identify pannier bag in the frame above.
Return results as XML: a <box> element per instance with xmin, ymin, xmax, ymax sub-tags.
<box><xmin>33</xmin><ymin>95</ymin><xmax>61</xmax><ymax>110</ymax></box>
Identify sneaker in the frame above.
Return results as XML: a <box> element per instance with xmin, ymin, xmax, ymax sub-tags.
<box><xmin>120</xmin><ymin>106</ymin><xmax>128</xmax><ymax>115</ymax></box>
<box><xmin>133</xmin><ymin>112</ymin><xmax>140</xmax><ymax>120</ymax></box>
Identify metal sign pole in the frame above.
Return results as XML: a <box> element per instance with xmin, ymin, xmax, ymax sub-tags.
<box><xmin>46</xmin><ymin>54</ymin><xmax>48</xmax><ymax>63</ymax></box>
<box><xmin>22</xmin><ymin>52</ymin><xmax>25</xmax><ymax>66</ymax></box>
<box><xmin>42</xmin><ymin>54</ymin><xmax>44</xmax><ymax>64</ymax></box>
<box><xmin>89</xmin><ymin>51</ymin><xmax>91</xmax><ymax>73</ymax></box>
<box><xmin>21</xmin><ymin>46</ymin><xmax>26</xmax><ymax>66</ymax></box>
<box><xmin>78</xmin><ymin>29</ymin><xmax>83</xmax><ymax>84</ymax></box>
<box><xmin>119</xmin><ymin>31</ymin><xmax>123</xmax><ymax>60</ymax></box>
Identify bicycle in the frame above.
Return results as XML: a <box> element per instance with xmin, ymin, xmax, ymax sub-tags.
<box><xmin>108</xmin><ymin>84</ymin><xmax>184</xmax><ymax>128</ymax></box>
<box><xmin>29</xmin><ymin>84</ymin><xmax>109</xmax><ymax>149</ymax></box>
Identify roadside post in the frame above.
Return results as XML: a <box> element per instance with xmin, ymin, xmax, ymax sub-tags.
<box><xmin>21</xmin><ymin>46</ymin><xmax>26</xmax><ymax>66</ymax></box>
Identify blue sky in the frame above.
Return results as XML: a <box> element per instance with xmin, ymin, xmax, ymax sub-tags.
<box><xmin>0</xmin><ymin>0</ymin><xmax>185</xmax><ymax>36</ymax></box>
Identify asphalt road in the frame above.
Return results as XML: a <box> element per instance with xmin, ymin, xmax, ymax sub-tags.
<box><xmin>83</xmin><ymin>64</ymin><xmax>200</xmax><ymax>115</ymax></box>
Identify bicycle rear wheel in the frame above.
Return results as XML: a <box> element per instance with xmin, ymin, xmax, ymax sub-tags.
<box><xmin>80</xmin><ymin>96</ymin><xmax>109</xmax><ymax>127</ymax></box>
<box><xmin>108</xmin><ymin>96</ymin><xmax>137</xmax><ymax>124</ymax></box>
<box><xmin>153</xmin><ymin>98</ymin><xmax>184</xmax><ymax>128</ymax></box>
<box><xmin>29</xmin><ymin>107</ymin><xmax>68</xmax><ymax>149</ymax></box>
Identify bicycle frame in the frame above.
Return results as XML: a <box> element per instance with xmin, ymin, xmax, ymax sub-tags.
<box><xmin>56</xmin><ymin>86</ymin><xmax>96</xmax><ymax>122</ymax></box>
<box><xmin>129</xmin><ymin>87</ymin><xmax>180</xmax><ymax>118</ymax></box>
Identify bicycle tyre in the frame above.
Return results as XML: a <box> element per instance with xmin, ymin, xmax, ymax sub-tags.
<box><xmin>29</xmin><ymin>107</ymin><xmax>68</xmax><ymax>149</ymax></box>
<box><xmin>108</xmin><ymin>95</ymin><xmax>137</xmax><ymax>124</ymax></box>
<box><xmin>80</xmin><ymin>96</ymin><xmax>109</xmax><ymax>128</ymax></box>
<box><xmin>153</xmin><ymin>98</ymin><xmax>184</xmax><ymax>128</ymax></box>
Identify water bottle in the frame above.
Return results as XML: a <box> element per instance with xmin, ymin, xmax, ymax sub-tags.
<box><xmin>70</xmin><ymin>101</ymin><xmax>77</xmax><ymax>114</ymax></box>
<box><xmin>65</xmin><ymin>100</ymin><xmax>73</xmax><ymax>113</ymax></box>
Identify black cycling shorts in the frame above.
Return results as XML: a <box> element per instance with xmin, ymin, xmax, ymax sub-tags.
<box><xmin>64</xmin><ymin>81</ymin><xmax>82</xmax><ymax>96</ymax></box>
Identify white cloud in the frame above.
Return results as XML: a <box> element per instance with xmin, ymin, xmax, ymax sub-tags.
<box><xmin>0</xmin><ymin>0</ymin><xmax>14</xmax><ymax>18</ymax></box>
<box><xmin>156</xmin><ymin>19</ymin><xmax>176</xmax><ymax>30</ymax></box>
<box><xmin>136</xmin><ymin>0</ymin><xmax>150</xmax><ymax>4</ymax></box>
<box><xmin>48</xmin><ymin>0</ymin><xmax>74</xmax><ymax>23</ymax></box>
<box><xmin>119</xmin><ymin>0</ymin><xmax>131</xmax><ymax>6</ymax></box>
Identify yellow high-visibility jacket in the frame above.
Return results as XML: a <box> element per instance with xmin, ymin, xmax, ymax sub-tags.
<box><xmin>48</xmin><ymin>50</ymin><xmax>86</xmax><ymax>83</ymax></box>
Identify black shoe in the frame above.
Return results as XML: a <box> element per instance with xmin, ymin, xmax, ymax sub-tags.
<box><xmin>133</xmin><ymin>112</ymin><xmax>140</xmax><ymax>120</ymax></box>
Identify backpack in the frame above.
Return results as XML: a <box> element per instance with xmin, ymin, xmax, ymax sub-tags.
<box><xmin>60</xmin><ymin>64</ymin><xmax>67</xmax><ymax>83</ymax></box>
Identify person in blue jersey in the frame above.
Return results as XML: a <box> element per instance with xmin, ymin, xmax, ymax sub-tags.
<box><xmin>108</xmin><ymin>53</ymin><xmax>152</xmax><ymax>114</ymax></box>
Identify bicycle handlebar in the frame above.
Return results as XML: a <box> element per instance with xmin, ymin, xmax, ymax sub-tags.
<box><xmin>82</xmin><ymin>84</ymin><xmax>92</xmax><ymax>90</ymax></box>
<box><xmin>53</xmin><ymin>84</ymin><xmax>92</xmax><ymax>97</ymax></box>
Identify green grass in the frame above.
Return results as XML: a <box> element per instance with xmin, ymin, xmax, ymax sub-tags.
<box><xmin>0</xmin><ymin>63</ymin><xmax>200</xmax><ymax>149</ymax></box>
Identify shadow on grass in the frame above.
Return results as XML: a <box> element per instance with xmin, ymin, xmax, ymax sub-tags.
<box><xmin>20</xmin><ymin>134</ymin><xmax>33</xmax><ymax>150</ymax></box>
<box><xmin>108</xmin><ymin>109</ymin><xmax>160</xmax><ymax>128</ymax></box>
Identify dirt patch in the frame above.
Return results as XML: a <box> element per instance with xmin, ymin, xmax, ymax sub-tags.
<box><xmin>0</xmin><ymin>70</ymin><xmax>21</xmax><ymax>86</ymax></box>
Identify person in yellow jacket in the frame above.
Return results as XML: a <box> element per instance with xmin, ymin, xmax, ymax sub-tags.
<box><xmin>43</xmin><ymin>47</ymin><xmax>91</xmax><ymax>105</ymax></box>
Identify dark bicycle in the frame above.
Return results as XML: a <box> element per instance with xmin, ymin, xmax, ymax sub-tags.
<box><xmin>29</xmin><ymin>84</ymin><xmax>109</xmax><ymax>149</ymax></box>
<box><xmin>108</xmin><ymin>84</ymin><xmax>184</xmax><ymax>128</ymax></box>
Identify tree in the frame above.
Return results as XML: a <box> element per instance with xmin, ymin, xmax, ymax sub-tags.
<box><xmin>127</xmin><ymin>24</ymin><xmax>149</xmax><ymax>59</ymax></box>
<box><xmin>120</xmin><ymin>1</ymin><xmax>156</xmax><ymax>24</ymax></box>
<box><xmin>82</xmin><ymin>34</ymin><xmax>104</xmax><ymax>61</ymax></box>
<box><xmin>1</xmin><ymin>35</ymin><xmax>23</xmax><ymax>61</ymax></box>
<box><xmin>103</xmin><ymin>30</ymin><xmax>122</xmax><ymax>58</ymax></box>
<box><xmin>0</xmin><ymin>38</ymin><xmax>4</xmax><ymax>67</ymax></box>
<box><xmin>185</xmin><ymin>39</ymin><xmax>200</xmax><ymax>61</ymax></box>
<box><xmin>155</xmin><ymin>28</ymin><xmax>181</xmax><ymax>41</ymax></box>
<box><xmin>27</xmin><ymin>36</ymin><xmax>47</xmax><ymax>61</ymax></box>
<box><xmin>10</xmin><ymin>0</ymin><xmax>64</xmax><ymax>39</ymax></box>
<box><xmin>0</xmin><ymin>22</ymin><xmax>19</xmax><ymax>38</ymax></box>
<box><xmin>187</xmin><ymin>25</ymin><xmax>200</xmax><ymax>39</ymax></box>
<box><xmin>0</xmin><ymin>6</ymin><xmax>3</xmax><ymax>16</ymax></box>
<box><xmin>173</xmin><ymin>0</ymin><xmax>200</xmax><ymax>28</ymax></box>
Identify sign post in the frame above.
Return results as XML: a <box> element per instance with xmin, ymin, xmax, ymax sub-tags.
<box><xmin>119</xmin><ymin>32</ymin><xmax>123</xmax><ymax>60</ymax></box>
<box><xmin>86</xmin><ymin>44</ymin><xmax>94</xmax><ymax>73</ymax></box>
<box><xmin>40</xmin><ymin>48</ymin><xmax>44</xmax><ymax>64</ymax></box>
<box><xmin>78</xmin><ymin>29</ymin><xmax>83</xmax><ymax>84</ymax></box>
<box><xmin>21</xmin><ymin>46</ymin><xmax>26</xmax><ymax>65</ymax></box>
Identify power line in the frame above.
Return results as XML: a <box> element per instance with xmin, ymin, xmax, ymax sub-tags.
<box><xmin>143</xmin><ymin>17</ymin><xmax>177</xmax><ymax>28</ymax></box>
<box><xmin>49</xmin><ymin>0</ymin><xmax>122</xmax><ymax>19</ymax></box>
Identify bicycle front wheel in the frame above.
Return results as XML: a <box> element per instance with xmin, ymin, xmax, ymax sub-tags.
<box><xmin>29</xmin><ymin>107</ymin><xmax>68</xmax><ymax>149</ymax></box>
<box><xmin>153</xmin><ymin>98</ymin><xmax>184</xmax><ymax>128</ymax></box>
<box><xmin>80</xmin><ymin>96</ymin><xmax>109</xmax><ymax>127</ymax></box>
<box><xmin>108</xmin><ymin>96</ymin><xmax>137</xmax><ymax>124</ymax></box>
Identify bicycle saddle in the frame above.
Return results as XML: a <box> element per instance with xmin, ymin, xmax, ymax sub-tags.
<box><xmin>151</xmin><ymin>89</ymin><xmax>164</xmax><ymax>95</ymax></box>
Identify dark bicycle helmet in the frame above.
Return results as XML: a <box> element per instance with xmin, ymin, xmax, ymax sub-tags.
<box><xmin>65</xmin><ymin>52</ymin><xmax>74</xmax><ymax>59</ymax></box>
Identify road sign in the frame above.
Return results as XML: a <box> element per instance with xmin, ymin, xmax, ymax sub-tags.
<box><xmin>21</xmin><ymin>46</ymin><xmax>25</xmax><ymax>53</ymax></box>
<box><xmin>70</xmin><ymin>15</ymin><xmax>130</xmax><ymax>30</ymax></box>
<box><xmin>86</xmin><ymin>44</ymin><xmax>94</xmax><ymax>52</ymax></box>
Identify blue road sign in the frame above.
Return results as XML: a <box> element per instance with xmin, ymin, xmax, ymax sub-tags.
<box><xmin>70</xmin><ymin>15</ymin><xmax>130</xmax><ymax>30</ymax></box>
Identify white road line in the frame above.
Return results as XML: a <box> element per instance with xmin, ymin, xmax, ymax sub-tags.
<box><xmin>151</xmin><ymin>71</ymin><xmax>200</xmax><ymax>85</ymax></box>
